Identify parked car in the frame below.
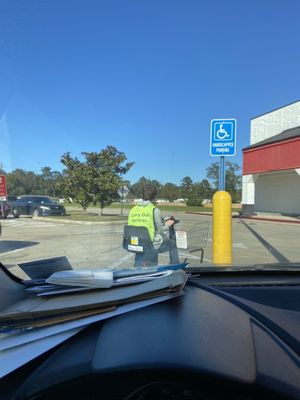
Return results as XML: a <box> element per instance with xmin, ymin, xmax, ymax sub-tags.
<box><xmin>5</xmin><ymin>195</ymin><xmax>18</xmax><ymax>211</ymax></box>
<box><xmin>12</xmin><ymin>195</ymin><xmax>66</xmax><ymax>217</ymax></box>
<box><xmin>0</xmin><ymin>200</ymin><xmax>10</xmax><ymax>219</ymax></box>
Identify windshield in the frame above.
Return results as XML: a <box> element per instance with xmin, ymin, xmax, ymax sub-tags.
<box><xmin>1</xmin><ymin>0</ymin><xmax>300</xmax><ymax>280</ymax></box>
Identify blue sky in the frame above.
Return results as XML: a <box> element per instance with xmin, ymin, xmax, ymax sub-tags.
<box><xmin>0</xmin><ymin>0</ymin><xmax>300</xmax><ymax>185</ymax></box>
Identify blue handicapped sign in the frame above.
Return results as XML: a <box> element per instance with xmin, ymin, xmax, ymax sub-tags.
<box><xmin>210</xmin><ymin>119</ymin><xmax>237</xmax><ymax>156</ymax></box>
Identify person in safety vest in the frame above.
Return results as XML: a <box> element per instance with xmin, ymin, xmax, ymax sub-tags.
<box><xmin>127</xmin><ymin>183</ymin><xmax>179</xmax><ymax>266</ymax></box>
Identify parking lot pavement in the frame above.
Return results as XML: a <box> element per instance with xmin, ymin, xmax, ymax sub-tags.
<box><xmin>0</xmin><ymin>214</ymin><xmax>299</xmax><ymax>279</ymax></box>
<box><xmin>0</xmin><ymin>218</ymin><xmax>65</xmax><ymax>229</ymax></box>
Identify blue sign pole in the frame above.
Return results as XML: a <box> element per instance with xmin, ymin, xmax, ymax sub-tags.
<box><xmin>219</xmin><ymin>156</ymin><xmax>225</xmax><ymax>190</ymax></box>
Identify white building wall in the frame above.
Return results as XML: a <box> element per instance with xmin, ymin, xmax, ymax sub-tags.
<box><xmin>255</xmin><ymin>170</ymin><xmax>300</xmax><ymax>214</ymax></box>
<box><xmin>242</xmin><ymin>175</ymin><xmax>256</xmax><ymax>204</ymax></box>
<box><xmin>251</xmin><ymin>101</ymin><xmax>300</xmax><ymax>145</ymax></box>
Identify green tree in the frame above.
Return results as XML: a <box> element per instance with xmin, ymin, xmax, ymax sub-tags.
<box><xmin>193</xmin><ymin>179</ymin><xmax>213</xmax><ymax>199</ymax></box>
<box><xmin>131</xmin><ymin>177</ymin><xmax>162</xmax><ymax>198</ymax></box>
<box><xmin>4</xmin><ymin>167</ymin><xmax>64</xmax><ymax>197</ymax></box>
<box><xmin>180</xmin><ymin>176</ymin><xmax>193</xmax><ymax>198</ymax></box>
<box><xmin>51</xmin><ymin>170</ymin><xmax>63</xmax><ymax>197</ymax></box>
<box><xmin>60</xmin><ymin>146</ymin><xmax>134</xmax><ymax>213</ymax></box>
<box><xmin>59</xmin><ymin>155</ymin><xmax>92</xmax><ymax>210</ymax></box>
<box><xmin>6</xmin><ymin>169</ymin><xmax>40</xmax><ymax>196</ymax></box>
<box><xmin>41</xmin><ymin>166</ymin><xmax>53</xmax><ymax>196</ymax></box>
<box><xmin>159</xmin><ymin>183</ymin><xmax>180</xmax><ymax>201</ymax></box>
<box><xmin>206</xmin><ymin>161</ymin><xmax>242</xmax><ymax>200</ymax></box>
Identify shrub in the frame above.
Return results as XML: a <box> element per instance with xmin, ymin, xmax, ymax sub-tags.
<box><xmin>186</xmin><ymin>197</ymin><xmax>203</xmax><ymax>207</ymax></box>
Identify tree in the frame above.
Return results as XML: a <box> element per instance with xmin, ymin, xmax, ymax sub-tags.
<box><xmin>51</xmin><ymin>170</ymin><xmax>64</xmax><ymax>197</ymax></box>
<box><xmin>41</xmin><ymin>166</ymin><xmax>53</xmax><ymax>196</ymax></box>
<box><xmin>59</xmin><ymin>155</ymin><xmax>92</xmax><ymax>210</ymax></box>
<box><xmin>193</xmin><ymin>179</ymin><xmax>213</xmax><ymax>199</ymax></box>
<box><xmin>131</xmin><ymin>177</ymin><xmax>162</xmax><ymax>198</ymax></box>
<box><xmin>180</xmin><ymin>176</ymin><xmax>193</xmax><ymax>197</ymax></box>
<box><xmin>159</xmin><ymin>183</ymin><xmax>180</xmax><ymax>201</ymax></box>
<box><xmin>4</xmin><ymin>167</ymin><xmax>63</xmax><ymax>197</ymax></box>
<box><xmin>206</xmin><ymin>161</ymin><xmax>242</xmax><ymax>200</ymax></box>
<box><xmin>225</xmin><ymin>163</ymin><xmax>242</xmax><ymax>193</ymax></box>
<box><xmin>6</xmin><ymin>169</ymin><xmax>40</xmax><ymax>196</ymax></box>
<box><xmin>60</xmin><ymin>146</ymin><xmax>134</xmax><ymax>213</ymax></box>
<box><xmin>206</xmin><ymin>163</ymin><xmax>219</xmax><ymax>189</ymax></box>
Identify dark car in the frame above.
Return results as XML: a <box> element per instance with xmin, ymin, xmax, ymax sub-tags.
<box><xmin>0</xmin><ymin>200</ymin><xmax>10</xmax><ymax>219</ymax></box>
<box><xmin>5</xmin><ymin>195</ymin><xmax>18</xmax><ymax>211</ymax></box>
<box><xmin>12</xmin><ymin>195</ymin><xmax>66</xmax><ymax>217</ymax></box>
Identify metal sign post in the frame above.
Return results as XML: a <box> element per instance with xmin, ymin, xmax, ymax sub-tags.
<box><xmin>117</xmin><ymin>185</ymin><xmax>129</xmax><ymax>216</ymax></box>
<box><xmin>219</xmin><ymin>156</ymin><xmax>225</xmax><ymax>191</ymax></box>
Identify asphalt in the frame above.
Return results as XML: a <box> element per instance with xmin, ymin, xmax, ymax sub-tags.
<box><xmin>0</xmin><ymin>209</ymin><xmax>299</xmax><ymax>280</ymax></box>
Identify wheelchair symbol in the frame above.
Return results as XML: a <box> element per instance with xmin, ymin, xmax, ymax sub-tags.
<box><xmin>216</xmin><ymin>123</ymin><xmax>231</xmax><ymax>140</ymax></box>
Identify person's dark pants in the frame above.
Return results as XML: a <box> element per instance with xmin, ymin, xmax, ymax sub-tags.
<box><xmin>158</xmin><ymin>238</ymin><xmax>179</xmax><ymax>264</ymax></box>
<box><xmin>133</xmin><ymin>231</ymin><xmax>179</xmax><ymax>267</ymax></box>
<box><xmin>134</xmin><ymin>249</ymin><xmax>158</xmax><ymax>267</ymax></box>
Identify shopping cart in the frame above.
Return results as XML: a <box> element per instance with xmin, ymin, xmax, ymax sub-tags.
<box><xmin>176</xmin><ymin>221</ymin><xmax>211</xmax><ymax>263</ymax></box>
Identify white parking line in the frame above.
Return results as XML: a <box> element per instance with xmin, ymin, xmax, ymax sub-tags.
<box><xmin>1</xmin><ymin>220</ymin><xmax>64</xmax><ymax>228</ymax></box>
<box><xmin>0</xmin><ymin>248</ymin><xmax>27</xmax><ymax>256</ymax></box>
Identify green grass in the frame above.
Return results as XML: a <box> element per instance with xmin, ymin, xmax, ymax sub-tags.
<box><xmin>108</xmin><ymin>203</ymin><xmax>241</xmax><ymax>213</ymax></box>
<box><xmin>46</xmin><ymin>206</ymin><xmax>242</xmax><ymax>222</ymax></box>
<box><xmin>49</xmin><ymin>210</ymin><xmax>127</xmax><ymax>222</ymax></box>
<box><xmin>65</xmin><ymin>203</ymin><xmax>240</xmax><ymax>214</ymax></box>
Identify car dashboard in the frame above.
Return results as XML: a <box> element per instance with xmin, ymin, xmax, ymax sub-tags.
<box><xmin>0</xmin><ymin>270</ymin><xmax>300</xmax><ymax>400</ymax></box>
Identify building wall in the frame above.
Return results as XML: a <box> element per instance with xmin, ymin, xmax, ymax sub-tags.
<box><xmin>243</xmin><ymin>137</ymin><xmax>300</xmax><ymax>175</ymax></box>
<box><xmin>255</xmin><ymin>170</ymin><xmax>300</xmax><ymax>214</ymax></box>
<box><xmin>242</xmin><ymin>101</ymin><xmax>300</xmax><ymax>215</ymax></box>
<box><xmin>251</xmin><ymin>101</ymin><xmax>300</xmax><ymax>145</ymax></box>
<box><xmin>242</xmin><ymin>175</ymin><xmax>256</xmax><ymax>205</ymax></box>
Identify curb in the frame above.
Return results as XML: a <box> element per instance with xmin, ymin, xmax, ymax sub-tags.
<box><xmin>236</xmin><ymin>215</ymin><xmax>300</xmax><ymax>224</ymax></box>
<box><xmin>186</xmin><ymin>212</ymin><xmax>212</xmax><ymax>216</ymax></box>
<box><xmin>33</xmin><ymin>217</ymin><xmax>126</xmax><ymax>225</ymax></box>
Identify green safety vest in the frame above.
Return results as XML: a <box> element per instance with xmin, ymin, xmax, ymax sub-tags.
<box><xmin>128</xmin><ymin>203</ymin><xmax>156</xmax><ymax>241</ymax></box>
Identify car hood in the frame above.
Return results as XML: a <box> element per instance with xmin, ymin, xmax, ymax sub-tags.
<box><xmin>39</xmin><ymin>203</ymin><xmax>64</xmax><ymax>208</ymax></box>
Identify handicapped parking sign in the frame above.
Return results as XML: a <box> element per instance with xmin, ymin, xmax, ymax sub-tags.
<box><xmin>210</xmin><ymin>119</ymin><xmax>237</xmax><ymax>156</ymax></box>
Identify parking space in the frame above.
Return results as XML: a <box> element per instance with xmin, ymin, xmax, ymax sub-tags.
<box><xmin>0</xmin><ymin>213</ymin><xmax>299</xmax><ymax>279</ymax></box>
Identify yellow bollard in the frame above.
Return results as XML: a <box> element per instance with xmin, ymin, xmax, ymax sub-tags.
<box><xmin>212</xmin><ymin>191</ymin><xmax>232</xmax><ymax>265</ymax></box>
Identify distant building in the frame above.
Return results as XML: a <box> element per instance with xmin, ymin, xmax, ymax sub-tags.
<box><xmin>242</xmin><ymin>100</ymin><xmax>300</xmax><ymax>215</ymax></box>
<box><xmin>156</xmin><ymin>199</ymin><xmax>168</xmax><ymax>204</ymax></box>
<box><xmin>202</xmin><ymin>199</ymin><xmax>212</xmax><ymax>205</ymax></box>
<box><xmin>133</xmin><ymin>198</ymin><xmax>143</xmax><ymax>203</ymax></box>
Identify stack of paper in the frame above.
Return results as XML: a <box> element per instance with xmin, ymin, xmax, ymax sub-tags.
<box><xmin>46</xmin><ymin>269</ymin><xmax>114</xmax><ymax>288</ymax></box>
<box><xmin>24</xmin><ymin>266</ymin><xmax>185</xmax><ymax>296</ymax></box>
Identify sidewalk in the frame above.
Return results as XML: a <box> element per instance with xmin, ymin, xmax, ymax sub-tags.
<box><xmin>186</xmin><ymin>211</ymin><xmax>300</xmax><ymax>224</ymax></box>
<box><xmin>237</xmin><ymin>212</ymin><xmax>300</xmax><ymax>224</ymax></box>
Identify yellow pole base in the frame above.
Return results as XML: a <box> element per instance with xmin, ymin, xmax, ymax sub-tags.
<box><xmin>212</xmin><ymin>191</ymin><xmax>232</xmax><ymax>265</ymax></box>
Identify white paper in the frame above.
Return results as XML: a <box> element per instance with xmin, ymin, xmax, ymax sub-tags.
<box><xmin>0</xmin><ymin>293</ymin><xmax>182</xmax><ymax>352</ymax></box>
<box><xmin>113</xmin><ymin>270</ymin><xmax>172</xmax><ymax>286</ymax></box>
<box><xmin>175</xmin><ymin>230</ymin><xmax>188</xmax><ymax>249</ymax></box>
<box><xmin>46</xmin><ymin>269</ymin><xmax>114</xmax><ymax>288</ymax></box>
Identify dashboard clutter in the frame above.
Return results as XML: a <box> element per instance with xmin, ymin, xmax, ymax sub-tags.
<box><xmin>0</xmin><ymin>263</ymin><xmax>187</xmax><ymax>378</ymax></box>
